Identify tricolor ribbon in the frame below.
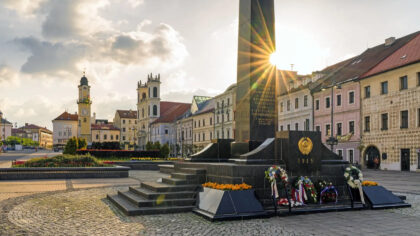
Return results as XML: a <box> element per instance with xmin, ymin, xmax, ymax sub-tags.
<box><xmin>320</xmin><ymin>186</ymin><xmax>338</xmax><ymax>204</ymax></box>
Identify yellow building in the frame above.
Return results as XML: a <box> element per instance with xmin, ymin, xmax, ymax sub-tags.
<box><xmin>360</xmin><ymin>33</ymin><xmax>420</xmax><ymax>171</ymax></box>
<box><xmin>91</xmin><ymin>124</ymin><xmax>121</xmax><ymax>143</ymax></box>
<box><xmin>192</xmin><ymin>99</ymin><xmax>215</xmax><ymax>152</ymax></box>
<box><xmin>19</xmin><ymin>123</ymin><xmax>53</xmax><ymax>149</ymax></box>
<box><xmin>137</xmin><ymin>73</ymin><xmax>161</xmax><ymax>149</ymax></box>
<box><xmin>77</xmin><ymin>74</ymin><xmax>92</xmax><ymax>143</ymax></box>
<box><xmin>113</xmin><ymin>110</ymin><xmax>138</xmax><ymax>148</ymax></box>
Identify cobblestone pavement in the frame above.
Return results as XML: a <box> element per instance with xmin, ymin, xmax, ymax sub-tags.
<box><xmin>0</xmin><ymin>170</ymin><xmax>419</xmax><ymax>236</ymax></box>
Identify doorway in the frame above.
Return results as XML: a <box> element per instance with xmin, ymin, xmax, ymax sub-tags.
<box><xmin>401</xmin><ymin>149</ymin><xmax>410</xmax><ymax>171</ymax></box>
<box><xmin>365</xmin><ymin>146</ymin><xmax>380</xmax><ymax>169</ymax></box>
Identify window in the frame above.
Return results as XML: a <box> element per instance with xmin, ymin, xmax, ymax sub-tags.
<box><xmin>227</xmin><ymin>129</ymin><xmax>230</xmax><ymax>138</ymax></box>
<box><xmin>194</xmin><ymin>121</ymin><xmax>196</xmax><ymax>128</ymax></box>
<box><xmin>364</xmin><ymin>86</ymin><xmax>370</xmax><ymax>98</ymax></box>
<box><xmin>148</xmin><ymin>106</ymin><xmax>150</xmax><ymax>116</ymax></box>
<box><xmin>400</xmin><ymin>76</ymin><xmax>408</xmax><ymax>90</ymax></box>
<box><xmin>280</xmin><ymin>102</ymin><xmax>283</xmax><ymax>112</ymax></box>
<box><xmin>153</xmin><ymin>87</ymin><xmax>158</xmax><ymax>97</ymax></box>
<box><xmin>153</xmin><ymin>105</ymin><xmax>157</xmax><ymax>116</ymax></box>
<box><xmin>381</xmin><ymin>113</ymin><xmax>388</xmax><ymax>130</ymax></box>
<box><xmin>59</xmin><ymin>131</ymin><xmax>62</xmax><ymax>136</ymax></box>
<box><xmin>194</xmin><ymin>134</ymin><xmax>196</xmax><ymax>142</ymax></box>
<box><xmin>210</xmin><ymin>117</ymin><xmax>212</xmax><ymax>125</ymax></box>
<box><xmin>111</xmin><ymin>135</ymin><xmax>114</xmax><ymax>140</ymax></box>
<box><xmin>381</xmin><ymin>81</ymin><xmax>388</xmax><ymax>94</ymax></box>
<box><xmin>326</xmin><ymin>124</ymin><xmax>331</xmax><ymax>136</ymax></box>
<box><xmin>287</xmin><ymin>124</ymin><xmax>290</xmax><ymax>130</ymax></box>
<box><xmin>83</xmin><ymin>118</ymin><xmax>87</xmax><ymax>122</ymax></box>
<box><xmin>227</xmin><ymin>112</ymin><xmax>230</xmax><ymax>121</ymax></box>
<box><xmin>203</xmin><ymin>119</ymin><xmax>205</xmax><ymax>126</ymax></box>
<box><xmin>364</xmin><ymin>116</ymin><xmax>370</xmax><ymax>132</ymax></box>
<box><xmin>295</xmin><ymin>98</ymin><xmax>299</xmax><ymax>109</ymax></box>
<box><xmin>96</xmin><ymin>134</ymin><xmax>99</xmax><ymax>139</ymax></box>
<box><xmin>104</xmin><ymin>134</ymin><xmax>107</xmax><ymax>140</ymax></box>
<box><xmin>316</xmin><ymin>126</ymin><xmax>321</xmax><ymax>132</ymax></box>
<box><xmin>216</xmin><ymin>131</ymin><xmax>219</xmax><ymax>139</ymax></box>
<box><xmin>280</xmin><ymin>125</ymin><xmax>283</xmax><ymax>131</ymax></box>
<box><xmin>349</xmin><ymin>121</ymin><xmax>355</xmax><ymax>134</ymax></box>
<box><xmin>401</xmin><ymin>110</ymin><xmax>408</xmax><ymax>128</ymax></box>
<box><xmin>337</xmin><ymin>149</ymin><xmax>343</xmax><ymax>157</ymax></box>
<box><xmin>315</xmin><ymin>100</ymin><xmax>320</xmax><ymax>110</ymax></box>
<box><xmin>325</xmin><ymin>97</ymin><xmax>330</xmax><ymax>108</ymax></box>
<box><xmin>165</xmin><ymin>129</ymin><xmax>168</xmax><ymax>134</ymax></box>
<box><xmin>349</xmin><ymin>91</ymin><xmax>355</xmax><ymax>104</ymax></box>
<box><xmin>202</xmin><ymin>133</ymin><xmax>205</xmax><ymax>141</ymax></box>
<box><xmin>199</xmin><ymin>120</ymin><xmax>201</xmax><ymax>127</ymax></box>
<box><xmin>210</xmin><ymin>132</ymin><xmax>213</xmax><ymax>140</ymax></box>
<box><xmin>129</xmin><ymin>120</ymin><xmax>131</xmax><ymax>124</ymax></box>
<box><xmin>122</xmin><ymin>136</ymin><xmax>125</xmax><ymax>141</ymax></box>
<box><xmin>348</xmin><ymin>149</ymin><xmax>354</xmax><ymax>163</ymax></box>
<box><xmin>227</xmin><ymin>98</ymin><xmax>230</xmax><ymax>105</ymax></box>
<box><xmin>304</xmin><ymin>95</ymin><xmax>308</xmax><ymax>107</ymax></box>
<box><xmin>304</xmin><ymin>119</ymin><xmax>310</xmax><ymax>131</ymax></box>
<box><xmin>116</xmin><ymin>135</ymin><xmax>119</xmax><ymax>140</ymax></box>
<box><xmin>287</xmin><ymin>100</ymin><xmax>290</xmax><ymax>111</ymax></box>
<box><xmin>122</xmin><ymin>128</ymin><xmax>126</xmax><ymax>132</ymax></box>
<box><xmin>123</xmin><ymin>120</ymin><xmax>126</xmax><ymax>124</ymax></box>
<box><xmin>217</xmin><ymin>116</ymin><xmax>219</xmax><ymax>123</ymax></box>
<box><xmin>337</xmin><ymin>123</ymin><xmax>342</xmax><ymax>136</ymax></box>
<box><xmin>337</xmin><ymin>94</ymin><xmax>341</xmax><ymax>106</ymax></box>
<box><xmin>295</xmin><ymin>123</ymin><xmax>298</xmax><ymax>130</ymax></box>
<box><xmin>417</xmin><ymin>72</ymin><xmax>420</xmax><ymax>86</ymax></box>
<box><xmin>418</xmin><ymin>108</ymin><xmax>420</xmax><ymax>127</ymax></box>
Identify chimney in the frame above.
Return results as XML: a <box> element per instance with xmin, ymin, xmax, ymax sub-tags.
<box><xmin>385</xmin><ymin>37</ymin><xmax>396</xmax><ymax>46</ymax></box>
<box><xmin>25</xmin><ymin>123</ymin><xmax>28</xmax><ymax>126</ymax></box>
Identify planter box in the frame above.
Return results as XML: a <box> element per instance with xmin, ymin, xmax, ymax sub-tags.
<box><xmin>0</xmin><ymin>166</ymin><xmax>130</xmax><ymax>180</ymax></box>
<box><xmin>193</xmin><ymin>187</ymin><xmax>267</xmax><ymax>220</ymax></box>
<box><xmin>113</xmin><ymin>161</ymin><xmax>174</xmax><ymax>170</ymax></box>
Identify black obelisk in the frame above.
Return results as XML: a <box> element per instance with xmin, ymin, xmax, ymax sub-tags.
<box><xmin>235</xmin><ymin>0</ymin><xmax>276</xmax><ymax>142</ymax></box>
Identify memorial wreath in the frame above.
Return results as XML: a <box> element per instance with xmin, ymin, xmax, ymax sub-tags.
<box><xmin>344</xmin><ymin>165</ymin><xmax>365</xmax><ymax>204</ymax></box>
<box><xmin>292</xmin><ymin>176</ymin><xmax>317</xmax><ymax>204</ymax></box>
<box><xmin>265</xmin><ymin>166</ymin><xmax>288</xmax><ymax>199</ymax></box>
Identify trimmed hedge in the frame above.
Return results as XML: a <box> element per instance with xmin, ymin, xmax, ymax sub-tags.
<box><xmin>76</xmin><ymin>149</ymin><xmax>161</xmax><ymax>159</ymax></box>
<box><xmin>12</xmin><ymin>154</ymin><xmax>108</xmax><ymax>168</ymax></box>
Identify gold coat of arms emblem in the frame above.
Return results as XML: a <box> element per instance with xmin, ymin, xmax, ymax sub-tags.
<box><xmin>298</xmin><ymin>137</ymin><xmax>313</xmax><ymax>155</ymax></box>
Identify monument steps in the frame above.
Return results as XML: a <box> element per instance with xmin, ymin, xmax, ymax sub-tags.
<box><xmin>107</xmin><ymin>164</ymin><xmax>207</xmax><ymax>215</ymax></box>
<box><xmin>107</xmin><ymin>194</ymin><xmax>195</xmax><ymax>216</ymax></box>
<box><xmin>140</xmin><ymin>182</ymin><xmax>198</xmax><ymax>192</ymax></box>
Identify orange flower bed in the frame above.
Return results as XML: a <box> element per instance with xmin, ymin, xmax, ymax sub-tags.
<box><xmin>362</xmin><ymin>180</ymin><xmax>378</xmax><ymax>186</ymax></box>
<box><xmin>202</xmin><ymin>182</ymin><xmax>252</xmax><ymax>191</ymax></box>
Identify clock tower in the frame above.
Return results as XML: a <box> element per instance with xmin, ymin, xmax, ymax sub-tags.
<box><xmin>77</xmin><ymin>73</ymin><xmax>92</xmax><ymax>143</ymax></box>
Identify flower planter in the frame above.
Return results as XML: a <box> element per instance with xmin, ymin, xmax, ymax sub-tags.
<box><xmin>193</xmin><ymin>187</ymin><xmax>267</xmax><ymax>220</ymax></box>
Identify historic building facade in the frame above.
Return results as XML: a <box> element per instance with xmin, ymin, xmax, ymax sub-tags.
<box><xmin>77</xmin><ymin>74</ymin><xmax>92</xmax><ymax>143</ymax></box>
<box><xmin>113</xmin><ymin>110</ymin><xmax>137</xmax><ymax>148</ymax></box>
<box><xmin>52</xmin><ymin>112</ymin><xmax>78</xmax><ymax>148</ymax></box>
<box><xmin>192</xmin><ymin>99</ymin><xmax>215</xmax><ymax>152</ymax></box>
<box><xmin>214</xmin><ymin>84</ymin><xmax>236</xmax><ymax>139</ymax></box>
<box><xmin>136</xmin><ymin>74</ymin><xmax>161</xmax><ymax>150</ymax></box>
<box><xmin>0</xmin><ymin>110</ymin><xmax>12</xmax><ymax>142</ymax></box>
<box><xmin>19</xmin><ymin>123</ymin><xmax>53</xmax><ymax>149</ymax></box>
<box><xmin>360</xmin><ymin>32</ymin><xmax>420</xmax><ymax>171</ymax></box>
<box><xmin>91</xmin><ymin>124</ymin><xmax>120</xmax><ymax>143</ymax></box>
<box><xmin>175</xmin><ymin>111</ymin><xmax>193</xmax><ymax>157</ymax></box>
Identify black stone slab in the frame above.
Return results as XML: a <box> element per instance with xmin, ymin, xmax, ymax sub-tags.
<box><xmin>187</xmin><ymin>139</ymin><xmax>233</xmax><ymax>162</ymax></box>
<box><xmin>363</xmin><ymin>186</ymin><xmax>411</xmax><ymax>209</ymax></box>
<box><xmin>195</xmin><ymin>187</ymin><xmax>267</xmax><ymax>220</ymax></box>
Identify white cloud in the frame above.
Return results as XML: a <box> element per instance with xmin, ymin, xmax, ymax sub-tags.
<box><xmin>2</xmin><ymin>0</ymin><xmax>47</xmax><ymax>17</ymax></box>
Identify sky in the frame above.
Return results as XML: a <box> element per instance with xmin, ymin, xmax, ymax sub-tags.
<box><xmin>0</xmin><ymin>0</ymin><xmax>419</xmax><ymax>130</ymax></box>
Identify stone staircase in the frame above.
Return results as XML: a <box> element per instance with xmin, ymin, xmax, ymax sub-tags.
<box><xmin>107</xmin><ymin>164</ymin><xmax>206</xmax><ymax>216</ymax></box>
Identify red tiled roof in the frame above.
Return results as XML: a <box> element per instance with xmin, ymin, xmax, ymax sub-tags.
<box><xmin>316</xmin><ymin>31</ymin><xmax>420</xmax><ymax>90</ymax></box>
<box><xmin>19</xmin><ymin>124</ymin><xmax>52</xmax><ymax>134</ymax></box>
<box><xmin>12</xmin><ymin>128</ymin><xmax>25</xmax><ymax>134</ymax></box>
<box><xmin>53</xmin><ymin>111</ymin><xmax>78</xmax><ymax>121</ymax></box>
<box><xmin>117</xmin><ymin>110</ymin><xmax>137</xmax><ymax>119</ymax></box>
<box><xmin>91</xmin><ymin>124</ymin><xmax>120</xmax><ymax>131</ymax></box>
<box><xmin>151</xmin><ymin>101</ymin><xmax>191</xmax><ymax>124</ymax></box>
<box><xmin>363</xmin><ymin>33</ymin><xmax>420</xmax><ymax>78</ymax></box>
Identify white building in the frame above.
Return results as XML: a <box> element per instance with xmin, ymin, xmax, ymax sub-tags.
<box><xmin>0</xmin><ymin>110</ymin><xmax>12</xmax><ymax>141</ymax></box>
<box><xmin>52</xmin><ymin>111</ymin><xmax>78</xmax><ymax>148</ymax></box>
<box><xmin>214</xmin><ymin>84</ymin><xmax>236</xmax><ymax>139</ymax></box>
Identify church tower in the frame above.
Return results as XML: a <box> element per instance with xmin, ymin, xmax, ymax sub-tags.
<box><xmin>77</xmin><ymin>73</ymin><xmax>92</xmax><ymax>142</ymax></box>
<box><xmin>147</xmin><ymin>73</ymin><xmax>161</xmax><ymax>119</ymax></box>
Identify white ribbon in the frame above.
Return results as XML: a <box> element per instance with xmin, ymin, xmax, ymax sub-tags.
<box><xmin>357</xmin><ymin>184</ymin><xmax>365</xmax><ymax>205</ymax></box>
<box><xmin>271</xmin><ymin>177</ymin><xmax>279</xmax><ymax>199</ymax></box>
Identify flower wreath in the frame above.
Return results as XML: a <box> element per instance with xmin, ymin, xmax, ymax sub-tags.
<box><xmin>344</xmin><ymin>165</ymin><xmax>365</xmax><ymax>204</ymax></box>
<box><xmin>265</xmin><ymin>166</ymin><xmax>288</xmax><ymax>199</ymax></box>
<box><xmin>293</xmin><ymin>176</ymin><xmax>317</xmax><ymax>204</ymax></box>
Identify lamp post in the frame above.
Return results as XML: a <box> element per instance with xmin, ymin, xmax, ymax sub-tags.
<box><xmin>324</xmin><ymin>83</ymin><xmax>341</xmax><ymax>152</ymax></box>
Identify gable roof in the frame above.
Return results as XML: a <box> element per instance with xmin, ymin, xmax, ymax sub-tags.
<box><xmin>19</xmin><ymin>124</ymin><xmax>52</xmax><ymax>134</ymax></box>
<box><xmin>0</xmin><ymin>118</ymin><xmax>12</xmax><ymax>125</ymax></box>
<box><xmin>53</xmin><ymin>111</ymin><xmax>78</xmax><ymax>121</ymax></box>
<box><xmin>362</xmin><ymin>33</ymin><xmax>420</xmax><ymax>78</ymax></box>
<box><xmin>314</xmin><ymin>31</ymin><xmax>420</xmax><ymax>91</ymax></box>
<box><xmin>151</xmin><ymin>101</ymin><xmax>191</xmax><ymax>124</ymax></box>
<box><xmin>193</xmin><ymin>96</ymin><xmax>212</xmax><ymax>110</ymax></box>
<box><xmin>192</xmin><ymin>98</ymin><xmax>215</xmax><ymax>116</ymax></box>
<box><xmin>116</xmin><ymin>110</ymin><xmax>137</xmax><ymax>119</ymax></box>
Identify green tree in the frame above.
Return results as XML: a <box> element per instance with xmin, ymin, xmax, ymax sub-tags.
<box><xmin>153</xmin><ymin>141</ymin><xmax>161</xmax><ymax>150</ymax></box>
<box><xmin>161</xmin><ymin>143</ymin><xmax>170</xmax><ymax>158</ymax></box>
<box><xmin>64</xmin><ymin>137</ymin><xmax>78</xmax><ymax>155</ymax></box>
<box><xmin>146</xmin><ymin>141</ymin><xmax>154</xmax><ymax>151</ymax></box>
<box><xmin>78</xmin><ymin>138</ymin><xmax>87</xmax><ymax>149</ymax></box>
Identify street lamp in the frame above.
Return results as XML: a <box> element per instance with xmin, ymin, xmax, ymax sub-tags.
<box><xmin>323</xmin><ymin>83</ymin><xmax>341</xmax><ymax>152</ymax></box>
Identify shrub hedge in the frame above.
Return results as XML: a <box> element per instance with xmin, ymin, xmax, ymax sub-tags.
<box><xmin>76</xmin><ymin>149</ymin><xmax>161</xmax><ymax>159</ymax></box>
<box><xmin>13</xmin><ymin>154</ymin><xmax>109</xmax><ymax>168</ymax></box>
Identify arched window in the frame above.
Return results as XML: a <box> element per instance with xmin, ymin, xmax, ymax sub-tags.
<box><xmin>142</xmin><ymin>108</ymin><xmax>144</xmax><ymax>118</ymax></box>
<box><xmin>153</xmin><ymin>87</ymin><xmax>158</xmax><ymax>98</ymax></box>
<box><xmin>148</xmin><ymin>88</ymin><xmax>151</xmax><ymax>97</ymax></box>
<box><xmin>142</xmin><ymin>93</ymin><xmax>146</xmax><ymax>99</ymax></box>
<box><xmin>153</xmin><ymin>105</ymin><xmax>157</xmax><ymax>116</ymax></box>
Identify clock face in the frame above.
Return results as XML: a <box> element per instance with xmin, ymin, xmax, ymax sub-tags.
<box><xmin>82</xmin><ymin>109</ymin><xmax>87</xmax><ymax>116</ymax></box>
